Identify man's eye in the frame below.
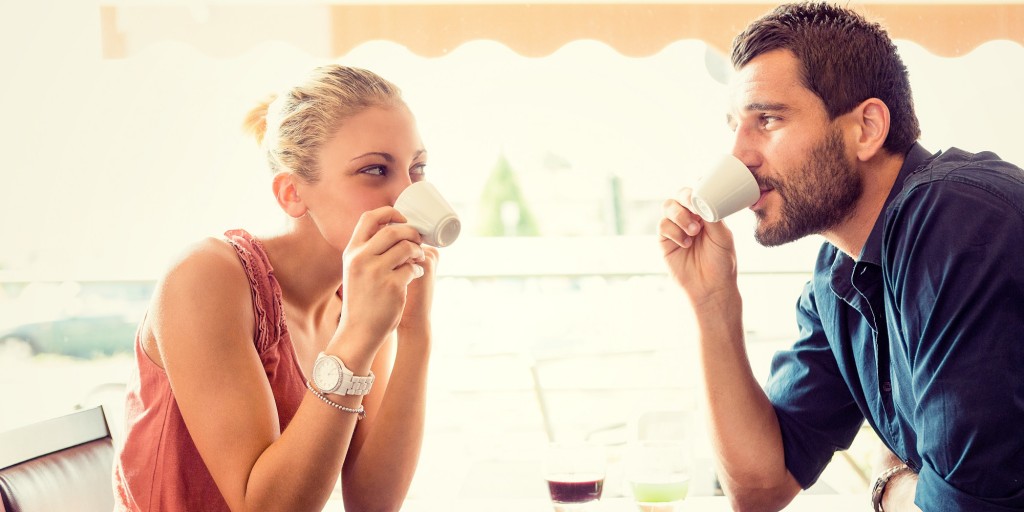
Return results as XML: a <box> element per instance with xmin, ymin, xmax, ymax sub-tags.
<box><xmin>761</xmin><ymin>115</ymin><xmax>780</xmax><ymax>127</ymax></box>
<box><xmin>360</xmin><ymin>165</ymin><xmax>386</xmax><ymax>176</ymax></box>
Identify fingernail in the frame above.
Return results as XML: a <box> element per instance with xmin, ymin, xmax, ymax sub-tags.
<box><xmin>412</xmin><ymin>264</ymin><xmax>424</xmax><ymax>278</ymax></box>
<box><xmin>682</xmin><ymin>237</ymin><xmax>693</xmax><ymax>248</ymax></box>
<box><xmin>687</xmin><ymin>222</ymin><xmax>699</xmax><ymax>234</ymax></box>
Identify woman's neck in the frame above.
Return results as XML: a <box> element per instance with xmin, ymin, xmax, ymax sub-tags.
<box><xmin>260</xmin><ymin>219</ymin><xmax>344</xmax><ymax>315</ymax></box>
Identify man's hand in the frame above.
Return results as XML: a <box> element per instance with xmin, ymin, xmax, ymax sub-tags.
<box><xmin>658</xmin><ymin>188</ymin><xmax>740</xmax><ymax>306</ymax></box>
<box><xmin>874</xmin><ymin>446</ymin><xmax>921</xmax><ymax>512</ymax></box>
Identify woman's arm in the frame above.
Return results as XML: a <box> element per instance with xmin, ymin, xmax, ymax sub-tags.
<box><xmin>153</xmin><ymin>209</ymin><xmax>426</xmax><ymax>512</ymax></box>
<box><xmin>152</xmin><ymin>239</ymin><xmax>369</xmax><ymax>512</ymax></box>
<box><xmin>339</xmin><ymin>246</ymin><xmax>438</xmax><ymax>512</ymax></box>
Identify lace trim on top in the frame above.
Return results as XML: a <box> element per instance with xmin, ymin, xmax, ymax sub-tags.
<box><xmin>223</xmin><ymin>229</ymin><xmax>285</xmax><ymax>353</ymax></box>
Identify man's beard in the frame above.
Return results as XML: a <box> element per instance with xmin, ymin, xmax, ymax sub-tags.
<box><xmin>754</xmin><ymin>128</ymin><xmax>863</xmax><ymax>247</ymax></box>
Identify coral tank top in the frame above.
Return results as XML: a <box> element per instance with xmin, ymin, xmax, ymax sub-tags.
<box><xmin>113</xmin><ymin>229</ymin><xmax>305</xmax><ymax>511</ymax></box>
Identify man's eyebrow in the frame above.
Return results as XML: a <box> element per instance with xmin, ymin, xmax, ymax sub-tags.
<box><xmin>745</xmin><ymin>102</ymin><xmax>791</xmax><ymax>113</ymax></box>
<box><xmin>726</xmin><ymin>101</ymin><xmax>794</xmax><ymax>125</ymax></box>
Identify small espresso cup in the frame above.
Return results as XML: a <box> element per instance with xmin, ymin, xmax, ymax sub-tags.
<box><xmin>689</xmin><ymin>155</ymin><xmax>760</xmax><ymax>223</ymax></box>
<box><xmin>394</xmin><ymin>181</ymin><xmax>462</xmax><ymax>247</ymax></box>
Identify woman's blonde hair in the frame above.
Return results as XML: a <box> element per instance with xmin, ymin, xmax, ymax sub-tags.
<box><xmin>242</xmin><ymin>64</ymin><xmax>404</xmax><ymax>183</ymax></box>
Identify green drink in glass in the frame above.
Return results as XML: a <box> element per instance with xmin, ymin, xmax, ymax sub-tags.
<box><xmin>625</xmin><ymin>440</ymin><xmax>691</xmax><ymax>511</ymax></box>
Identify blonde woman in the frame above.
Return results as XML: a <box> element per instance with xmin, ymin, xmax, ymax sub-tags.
<box><xmin>113</xmin><ymin>64</ymin><xmax>436</xmax><ymax>512</ymax></box>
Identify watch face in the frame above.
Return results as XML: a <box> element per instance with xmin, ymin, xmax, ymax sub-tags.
<box><xmin>312</xmin><ymin>356</ymin><xmax>341</xmax><ymax>392</ymax></box>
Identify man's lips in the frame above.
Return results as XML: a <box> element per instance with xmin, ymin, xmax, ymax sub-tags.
<box><xmin>751</xmin><ymin>187</ymin><xmax>774</xmax><ymax>210</ymax></box>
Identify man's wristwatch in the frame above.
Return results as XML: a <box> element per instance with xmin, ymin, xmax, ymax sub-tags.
<box><xmin>871</xmin><ymin>463</ymin><xmax>911</xmax><ymax>512</ymax></box>
<box><xmin>311</xmin><ymin>352</ymin><xmax>374</xmax><ymax>396</ymax></box>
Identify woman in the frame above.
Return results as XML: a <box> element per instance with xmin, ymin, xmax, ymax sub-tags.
<box><xmin>113</xmin><ymin>64</ymin><xmax>436</xmax><ymax>512</ymax></box>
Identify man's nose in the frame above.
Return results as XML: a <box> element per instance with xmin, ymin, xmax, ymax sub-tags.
<box><xmin>730</xmin><ymin>123</ymin><xmax>759</xmax><ymax>171</ymax></box>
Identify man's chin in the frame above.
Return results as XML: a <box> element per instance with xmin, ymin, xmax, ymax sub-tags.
<box><xmin>754</xmin><ymin>219</ymin><xmax>799</xmax><ymax>247</ymax></box>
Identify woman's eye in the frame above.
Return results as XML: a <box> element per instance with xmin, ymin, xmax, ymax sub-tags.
<box><xmin>360</xmin><ymin>165</ymin><xmax>387</xmax><ymax>176</ymax></box>
<box><xmin>410</xmin><ymin>163</ymin><xmax>427</xmax><ymax>178</ymax></box>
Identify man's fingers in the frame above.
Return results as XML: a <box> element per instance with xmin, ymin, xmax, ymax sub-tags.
<box><xmin>662</xmin><ymin>198</ymin><xmax>704</xmax><ymax>238</ymax></box>
<box><xmin>658</xmin><ymin>217</ymin><xmax>693</xmax><ymax>252</ymax></box>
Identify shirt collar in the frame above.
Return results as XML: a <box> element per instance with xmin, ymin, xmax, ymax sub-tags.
<box><xmin>856</xmin><ymin>142</ymin><xmax>936</xmax><ymax>266</ymax></box>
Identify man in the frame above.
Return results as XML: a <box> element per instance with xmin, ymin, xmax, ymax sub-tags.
<box><xmin>658</xmin><ymin>3</ymin><xmax>1024</xmax><ymax>511</ymax></box>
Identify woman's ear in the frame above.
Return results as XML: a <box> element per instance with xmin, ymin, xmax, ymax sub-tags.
<box><xmin>272</xmin><ymin>172</ymin><xmax>308</xmax><ymax>218</ymax></box>
<box><xmin>851</xmin><ymin>98</ymin><xmax>890</xmax><ymax>162</ymax></box>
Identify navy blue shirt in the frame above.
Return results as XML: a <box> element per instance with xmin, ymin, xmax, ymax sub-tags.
<box><xmin>765</xmin><ymin>143</ymin><xmax>1024</xmax><ymax>511</ymax></box>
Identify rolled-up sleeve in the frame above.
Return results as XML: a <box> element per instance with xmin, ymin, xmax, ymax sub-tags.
<box><xmin>765</xmin><ymin>281</ymin><xmax>864</xmax><ymax>489</ymax></box>
<box><xmin>885</xmin><ymin>171</ymin><xmax>1024</xmax><ymax>511</ymax></box>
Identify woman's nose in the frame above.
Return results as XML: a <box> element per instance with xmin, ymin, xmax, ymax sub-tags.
<box><xmin>389</xmin><ymin>176</ymin><xmax>415</xmax><ymax>205</ymax></box>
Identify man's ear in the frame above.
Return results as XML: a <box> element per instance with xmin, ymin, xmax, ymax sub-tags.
<box><xmin>272</xmin><ymin>172</ymin><xmax>308</xmax><ymax>218</ymax></box>
<box><xmin>850</xmin><ymin>98</ymin><xmax>890</xmax><ymax>162</ymax></box>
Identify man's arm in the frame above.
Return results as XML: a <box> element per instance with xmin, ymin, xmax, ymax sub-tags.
<box><xmin>693</xmin><ymin>290</ymin><xmax>803</xmax><ymax>512</ymax></box>
<box><xmin>874</xmin><ymin>447</ymin><xmax>922</xmax><ymax>512</ymax></box>
<box><xmin>660</xmin><ymin>193</ymin><xmax>801</xmax><ymax>511</ymax></box>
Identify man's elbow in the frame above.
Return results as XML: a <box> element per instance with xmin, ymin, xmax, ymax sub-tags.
<box><xmin>727</xmin><ymin>494</ymin><xmax>790</xmax><ymax>512</ymax></box>
<box><xmin>723</xmin><ymin>479</ymin><xmax>801</xmax><ymax>512</ymax></box>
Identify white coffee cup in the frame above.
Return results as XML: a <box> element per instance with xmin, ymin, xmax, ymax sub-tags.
<box><xmin>394</xmin><ymin>181</ymin><xmax>462</xmax><ymax>247</ymax></box>
<box><xmin>689</xmin><ymin>155</ymin><xmax>760</xmax><ymax>223</ymax></box>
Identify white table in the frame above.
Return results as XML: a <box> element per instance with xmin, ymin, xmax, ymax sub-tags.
<box><xmin>326</xmin><ymin>494</ymin><xmax>868</xmax><ymax>511</ymax></box>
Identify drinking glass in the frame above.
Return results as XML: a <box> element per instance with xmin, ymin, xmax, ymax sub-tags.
<box><xmin>543</xmin><ymin>442</ymin><xmax>606</xmax><ymax>511</ymax></box>
<box><xmin>624</xmin><ymin>440</ymin><xmax>691</xmax><ymax>512</ymax></box>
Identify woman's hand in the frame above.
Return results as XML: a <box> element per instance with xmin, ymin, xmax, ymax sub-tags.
<box><xmin>658</xmin><ymin>187</ymin><xmax>740</xmax><ymax>307</ymax></box>
<box><xmin>336</xmin><ymin>206</ymin><xmax>426</xmax><ymax>358</ymax></box>
<box><xmin>399</xmin><ymin>244</ymin><xmax>438</xmax><ymax>333</ymax></box>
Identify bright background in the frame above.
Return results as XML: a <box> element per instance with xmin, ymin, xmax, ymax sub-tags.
<box><xmin>2</xmin><ymin>0</ymin><xmax>1023</xmax><ymax>504</ymax></box>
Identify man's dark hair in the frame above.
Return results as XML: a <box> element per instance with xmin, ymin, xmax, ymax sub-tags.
<box><xmin>731</xmin><ymin>2</ymin><xmax>921</xmax><ymax>155</ymax></box>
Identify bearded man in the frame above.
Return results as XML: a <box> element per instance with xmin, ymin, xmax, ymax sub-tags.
<box><xmin>659</xmin><ymin>3</ymin><xmax>1024</xmax><ymax>512</ymax></box>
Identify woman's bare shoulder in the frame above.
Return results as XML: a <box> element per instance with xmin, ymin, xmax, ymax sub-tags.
<box><xmin>149</xmin><ymin>236</ymin><xmax>256</xmax><ymax>326</ymax></box>
<box><xmin>160</xmin><ymin>236</ymin><xmax>247</xmax><ymax>293</ymax></box>
<box><xmin>143</xmin><ymin>237</ymin><xmax>256</xmax><ymax>367</ymax></box>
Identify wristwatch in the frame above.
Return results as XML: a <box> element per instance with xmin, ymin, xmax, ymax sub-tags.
<box><xmin>311</xmin><ymin>352</ymin><xmax>374</xmax><ymax>396</ymax></box>
<box><xmin>871</xmin><ymin>463</ymin><xmax>911</xmax><ymax>512</ymax></box>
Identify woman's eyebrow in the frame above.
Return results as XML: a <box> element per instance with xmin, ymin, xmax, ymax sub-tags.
<box><xmin>350</xmin><ymin>152</ymin><xmax>394</xmax><ymax>163</ymax></box>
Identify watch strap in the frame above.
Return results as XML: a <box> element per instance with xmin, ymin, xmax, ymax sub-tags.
<box><xmin>871</xmin><ymin>463</ymin><xmax>911</xmax><ymax>512</ymax></box>
<box><xmin>316</xmin><ymin>352</ymin><xmax>374</xmax><ymax>396</ymax></box>
<box><xmin>345</xmin><ymin>370</ymin><xmax>375</xmax><ymax>396</ymax></box>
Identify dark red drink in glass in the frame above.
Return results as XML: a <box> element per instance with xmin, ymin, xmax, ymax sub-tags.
<box><xmin>547</xmin><ymin>477</ymin><xmax>604</xmax><ymax>503</ymax></box>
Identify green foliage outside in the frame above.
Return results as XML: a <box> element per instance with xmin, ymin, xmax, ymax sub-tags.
<box><xmin>476</xmin><ymin>154</ymin><xmax>540</xmax><ymax>237</ymax></box>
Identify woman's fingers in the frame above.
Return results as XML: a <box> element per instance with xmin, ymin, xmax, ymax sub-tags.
<box><xmin>381</xmin><ymin>239</ymin><xmax>427</xmax><ymax>273</ymax></box>
<box><xmin>348</xmin><ymin>206</ymin><xmax>410</xmax><ymax>248</ymax></box>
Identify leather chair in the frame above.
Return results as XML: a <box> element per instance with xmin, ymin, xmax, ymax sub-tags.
<box><xmin>0</xmin><ymin>406</ymin><xmax>114</xmax><ymax>512</ymax></box>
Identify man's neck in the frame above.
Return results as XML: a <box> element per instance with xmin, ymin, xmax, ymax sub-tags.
<box><xmin>822</xmin><ymin>151</ymin><xmax>905</xmax><ymax>260</ymax></box>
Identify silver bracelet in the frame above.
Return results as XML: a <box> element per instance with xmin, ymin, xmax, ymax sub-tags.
<box><xmin>305</xmin><ymin>380</ymin><xmax>366</xmax><ymax>420</ymax></box>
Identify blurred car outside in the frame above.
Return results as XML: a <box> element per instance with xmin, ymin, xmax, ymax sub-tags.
<box><xmin>0</xmin><ymin>313</ymin><xmax>140</xmax><ymax>359</ymax></box>
<box><xmin>0</xmin><ymin>279</ymin><xmax>150</xmax><ymax>360</ymax></box>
